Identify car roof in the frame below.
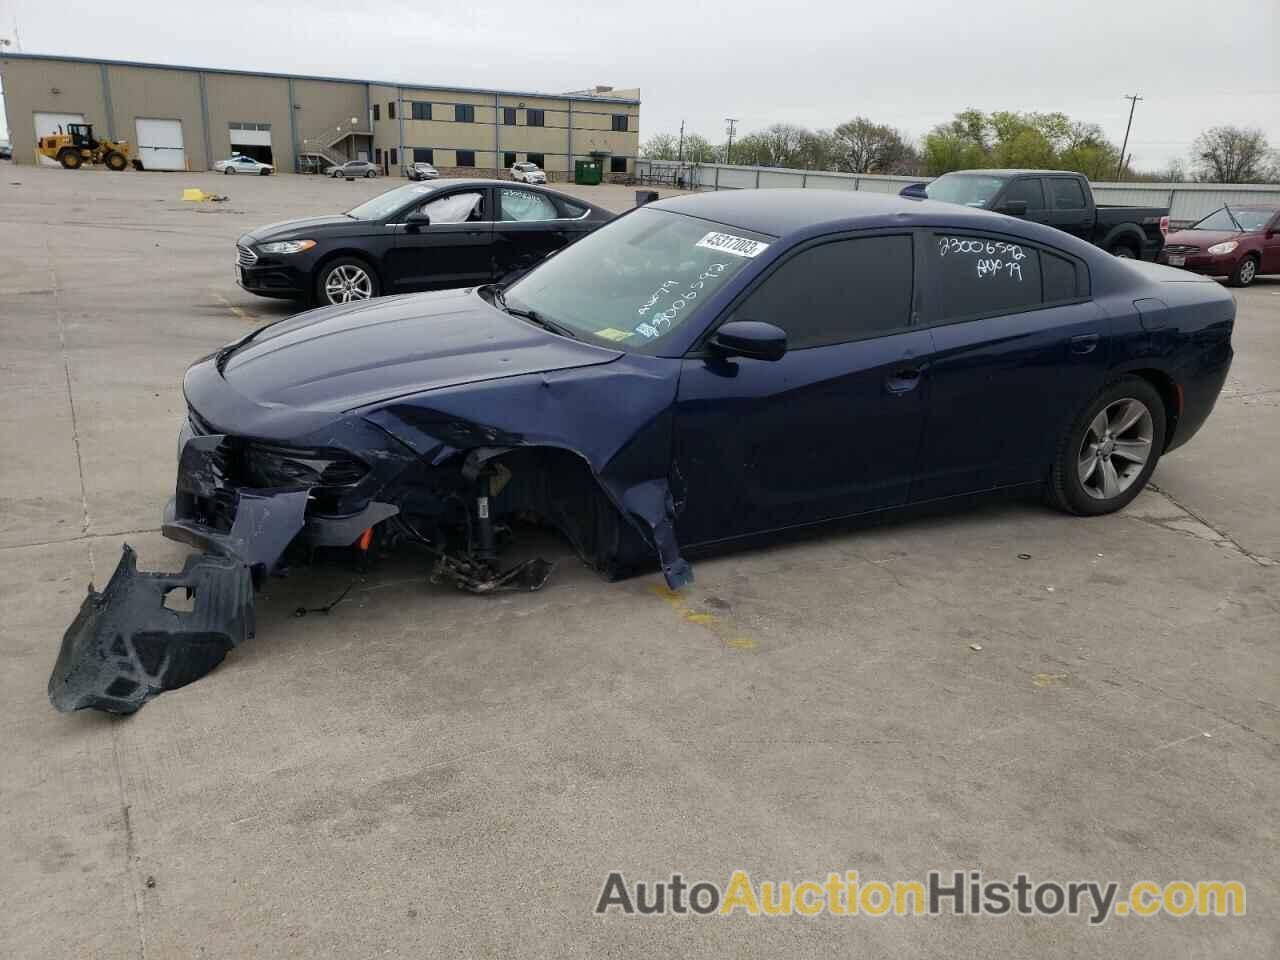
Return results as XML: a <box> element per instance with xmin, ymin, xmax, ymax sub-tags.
<box><xmin>648</xmin><ymin>188</ymin><xmax>1107</xmax><ymax>254</ymax></box>
<box><xmin>408</xmin><ymin>177</ymin><xmax>604</xmax><ymax>209</ymax></box>
<box><xmin>938</xmin><ymin>169</ymin><xmax>1072</xmax><ymax>178</ymax></box>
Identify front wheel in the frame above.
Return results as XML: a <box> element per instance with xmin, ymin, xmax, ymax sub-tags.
<box><xmin>1047</xmin><ymin>376</ymin><xmax>1166</xmax><ymax>516</ymax></box>
<box><xmin>224</xmin><ymin>166</ymin><xmax>235</xmax><ymax>175</ymax></box>
<box><xmin>104</xmin><ymin>151</ymin><xmax>127</xmax><ymax>171</ymax></box>
<box><xmin>1228</xmin><ymin>256</ymin><xmax>1258</xmax><ymax>287</ymax></box>
<box><xmin>316</xmin><ymin>258</ymin><xmax>379</xmax><ymax>306</ymax></box>
<box><xmin>365</xmin><ymin>170</ymin><xmax>375</xmax><ymax>178</ymax></box>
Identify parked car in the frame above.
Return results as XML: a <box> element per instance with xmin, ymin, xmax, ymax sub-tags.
<box><xmin>214</xmin><ymin>154</ymin><xmax>274</xmax><ymax>175</ymax></box>
<box><xmin>1158</xmin><ymin>204</ymin><xmax>1280</xmax><ymax>287</ymax></box>
<box><xmin>326</xmin><ymin>160</ymin><xmax>378</xmax><ymax>179</ymax></box>
<box><xmin>406</xmin><ymin>161</ymin><xmax>439</xmax><ymax>181</ymax></box>
<box><xmin>511</xmin><ymin>161</ymin><xmax>546</xmax><ymax>184</ymax></box>
<box><xmin>0</xmin><ymin>140</ymin><xmax>11</xmax><ymax>160</ymax></box>
<box><xmin>234</xmin><ymin>179</ymin><xmax>612</xmax><ymax>306</ymax></box>
<box><xmin>926</xmin><ymin>169</ymin><xmax>1169</xmax><ymax>260</ymax></box>
<box><xmin>56</xmin><ymin>190</ymin><xmax>1235</xmax><ymax>714</ymax></box>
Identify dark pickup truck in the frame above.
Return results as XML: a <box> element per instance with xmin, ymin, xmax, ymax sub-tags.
<box><xmin>922</xmin><ymin>169</ymin><xmax>1169</xmax><ymax>260</ymax></box>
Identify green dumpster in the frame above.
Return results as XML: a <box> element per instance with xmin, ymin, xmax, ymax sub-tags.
<box><xmin>575</xmin><ymin>159</ymin><xmax>603</xmax><ymax>185</ymax></box>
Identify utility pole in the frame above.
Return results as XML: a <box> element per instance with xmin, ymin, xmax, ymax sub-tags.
<box><xmin>1116</xmin><ymin>94</ymin><xmax>1142</xmax><ymax>181</ymax></box>
<box><xmin>677</xmin><ymin>120</ymin><xmax>685</xmax><ymax>163</ymax></box>
<box><xmin>725</xmin><ymin>117</ymin><xmax>738</xmax><ymax>165</ymax></box>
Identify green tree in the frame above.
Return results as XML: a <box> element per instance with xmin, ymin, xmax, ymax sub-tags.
<box><xmin>681</xmin><ymin>133</ymin><xmax>717</xmax><ymax>163</ymax></box>
<box><xmin>640</xmin><ymin>133</ymin><xmax>678</xmax><ymax>160</ymax></box>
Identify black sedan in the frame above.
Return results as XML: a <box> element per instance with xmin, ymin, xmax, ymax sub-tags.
<box><xmin>235</xmin><ymin>179</ymin><xmax>612</xmax><ymax>306</ymax></box>
<box><xmin>54</xmin><ymin>190</ymin><xmax>1234</xmax><ymax>713</ymax></box>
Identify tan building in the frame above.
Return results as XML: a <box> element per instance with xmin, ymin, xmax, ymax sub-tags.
<box><xmin>0</xmin><ymin>53</ymin><xmax>640</xmax><ymax>181</ymax></box>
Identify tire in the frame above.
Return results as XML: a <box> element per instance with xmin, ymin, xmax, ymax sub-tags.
<box><xmin>58</xmin><ymin>149</ymin><xmax>82</xmax><ymax>170</ymax></box>
<box><xmin>1047</xmin><ymin>375</ymin><xmax>1166</xmax><ymax>516</ymax></box>
<box><xmin>224</xmin><ymin>166</ymin><xmax>235</xmax><ymax>175</ymax></box>
<box><xmin>1227</xmin><ymin>256</ymin><xmax>1258</xmax><ymax>288</ymax></box>
<box><xmin>260</xmin><ymin>168</ymin><xmax>270</xmax><ymax>176</ymax></box>
<box><xmin>104</xmin><ymin>151</ymin><xmax>127</xmax><ymax>171</ymax></box>
<box><xmin>316</xmin><ymin>257</ymin><xmax>379</xmax><ymax>306</ymax></box>
<box><xmin>1109</xmin><ymin>243</ymin><xmax>1138</xmax><ymax>259</ymax></box>
<box><xmin>366</xmin><ymin>170</ymin><xmax>375</xmax><ymax>178</ymax></box>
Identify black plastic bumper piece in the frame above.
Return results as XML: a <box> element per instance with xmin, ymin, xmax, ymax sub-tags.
<box><xmin>48</xmin><ymin>544</ymin><xmax>255</xmax><ymax>715</ymax></box>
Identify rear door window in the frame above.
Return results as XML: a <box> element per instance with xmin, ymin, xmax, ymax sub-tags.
<box><xmin>731</xmin><ymin>235</ymin><xmax>914</xmax><ymax>349</ymax></box>
<box><xmin>1049</xmin><ymin>178</ymin><xmax>1087</xmax><ymax>210</ymax></box>
<box><xmin>499</xmin><ymin>187</ymin><xmax>558</xmax><ymax>222</ymax></box>
<box><xmin>932</xmin><ymin>234</ymin><xmax>1082</xmax><ymax>321</ymax></box>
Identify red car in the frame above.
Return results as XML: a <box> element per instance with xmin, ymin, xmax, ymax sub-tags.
<box><xmin>1158</xmin><ymin>204</ymin><xmax>1280</xmax><ymax>287</ymax></box>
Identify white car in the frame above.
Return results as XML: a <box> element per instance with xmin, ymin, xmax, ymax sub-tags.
<box><xmin>510</xmin><ymin>162</ymin><xmax>546</xmax><ymax>184</ymax></box>
<box><xmin>215</xmin><ymin>154</ymin><xmax>274</xmax><ymax>175</ymax></box>
<box><xmin>407</xmin><ymin>161</ymin><xmax>439</xmax><ymax>181</ymax></box>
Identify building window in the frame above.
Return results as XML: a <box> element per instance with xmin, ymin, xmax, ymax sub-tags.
<box><xmin>411</xmin><ymin>101</ymin><xmax>431</xmax><ymax>121</ymax></box>
<box><xmin>389</xmin><ymin>148</ymin><xmax>398</xmax><ymax>166</ymax></box>
<box><xmin>388</xmin><ymin>101</ymin><xmax>396</xmax><ymax>120</ymax></box>
<box><xmin>456</xmin><ymin>150</ymin><xmax>476</xmax><ymax>167</ymax></box>
<box><xmin>611</xmin><ymin>156</ymin><xmax>627</xmax><ymax>173</ymax></box>
<box><xmin>503</xmin><ymin>151</ymin><xmax>517</xmax><ymax>168</ymax></box>
<box><xmin>455</xmin><ymin>104</ymin><xmax>475</xmax><ymax>123</ymax></box>
<box><xmin>373</xmin><ymin>104</ymin><xmax>380</xmax><ymax>122</ymax></box>
<box><xmin>375</xmin><ymin>147</ymin><xmax>382</xmax><ymax>163</ymax></box>
<box><xmin>413</xmin><ymin>147</ymin><xmax>434</xmax><ymax>163</ymax></box>
<box><xmin>527</xmin><ymin>153</ymin><xmax>544</xmax><ymax>168</ymax></box>
<box><xmin>526</xmin><ymin>109</ymin><xmax>545</xmax><ymax>127</ymax></box>
<box><xmin>612</xmin><ymin>114</ymin><xmax>629</xmax><ymax>132</ymax></box>
<box><xmin>503</xmin><ymin>107</ymin><xmax>516</xmax><ymax>126</ymax></box>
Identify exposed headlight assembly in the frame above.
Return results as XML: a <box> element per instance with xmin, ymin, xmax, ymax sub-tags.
<box><xmin>1207</xmin><ymin>240</ymin><xmax>1239</xmax><ymax>255</ymax></box>
<box><xmin>258</xmin><ymin>239</ymin><xmax>317</xmax><ymax>255</ymax></box>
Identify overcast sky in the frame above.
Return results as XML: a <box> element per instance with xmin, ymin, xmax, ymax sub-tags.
<box><xmin>1</xmin><ymin>0</ymin><xmax>1275</xmax><ymax>171</ymax></box>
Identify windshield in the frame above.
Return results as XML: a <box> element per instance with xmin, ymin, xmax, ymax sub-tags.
<box><xmin>926</xmin><ymin>174</ymin><xmax>1006</xmax><ymax>207</ymax></box>
<box><xmin>1192</xmin><ymin>207</ymin><xmax>1275</xmax><ymax>232</ymax></box>
<box><xmin>504</xmin><ymin>208</ymin><xmax>771</xmax><ymax>350</ymax></box>
<box><xmin>346</xmin><ymin>183</ymin><xmax>439</xmax><ymax>221</ymax></box>
<box><xmin>515</xmin><ymin>163</ymin><xmax>538</xmax><ymax>170</ymax></box>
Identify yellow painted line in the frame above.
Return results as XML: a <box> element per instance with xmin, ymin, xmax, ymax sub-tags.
<box><xmin>649</xmin><ymin>584</ymin><xmax>756</xmax><ymax>651</ymax></box>
<box><xmin>1033</xmin><ymin>672</ymin><xmax>1068</xmax><ymax>688</ymax></box>
<box><xmin>213</xmin><ymin>290</ymin><xmax>258</xmax><ymax>322</ymax></box>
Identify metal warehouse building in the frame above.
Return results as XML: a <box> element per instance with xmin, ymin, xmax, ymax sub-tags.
<box><xmin>0</xmin><ymin>53</ymin><xmax>641</xmax><ymax>180</ymax></box>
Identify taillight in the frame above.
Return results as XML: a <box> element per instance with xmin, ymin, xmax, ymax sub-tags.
<box><xmin>1159</xmin><ymin>216</ymin><xmax>1170</xmax><ymax>237</ymax></box>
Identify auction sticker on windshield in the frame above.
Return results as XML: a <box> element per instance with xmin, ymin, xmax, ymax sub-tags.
<box><xmin>696</xmin><ymin>232</ymin><xmax>770</xmax><ymax>258</ymax></box>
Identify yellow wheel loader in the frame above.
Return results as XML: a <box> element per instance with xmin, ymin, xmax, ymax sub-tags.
<box><xmin>37</xmin><ymin>122</ymin><xmax>136</xmax><ymax>171</ymax></box>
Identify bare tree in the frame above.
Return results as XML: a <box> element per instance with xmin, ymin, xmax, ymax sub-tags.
<box><xmin>640</xmin><ymin>133</ymin><xmax>678</xmax><ymax>161</ymax></box>
<box><xmin>832</xmin><ymin>117</ymin><xmax>913</xmax><ymax>174</ymax></box>
<box><xmin>1191</xmin><ymin>126</ymin><xmax>1275</xmax><ymax>183</ymax></box>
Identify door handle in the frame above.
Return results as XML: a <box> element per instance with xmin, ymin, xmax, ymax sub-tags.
<box><xmin>885</xmin><ymin>368</ymin><xmax>923</xmax><ymax>394</ymax></box>
<box><xmin>1070</xmin><ymin>333</ymin><xmax>1100</xmax><ymax>355</ymax></box>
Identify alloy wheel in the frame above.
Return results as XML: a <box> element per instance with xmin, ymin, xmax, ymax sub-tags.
<box><xmin>324</xmin><ymin>265</ymin><xmax>373</xmax><ymax>304</ymax></box>
<box><xmin>1078</xmin><ymin>398</ymin><xmax>1154</xmax><ymax>500</ymax></box>
<box><xmin>1239</xmin><ymin>259</ymin><xmax>1256</xmax><ymax>285</ymax></box>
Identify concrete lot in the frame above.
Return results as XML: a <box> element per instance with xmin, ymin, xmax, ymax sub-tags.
<box><xmin>2</xmin><ymin>164</ymin><xmax>1277</xmax><ymax>958</ymax></box>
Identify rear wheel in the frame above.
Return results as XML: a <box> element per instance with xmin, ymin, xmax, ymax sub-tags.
<box><xmin>1109</xmin><ymin>242</ymin><xmax>1138</xmax><ymax>259</ymax></box>
<box><xmin>1048</xmin><ymin>376</ymin><xmax>1166</xmax><ymax>516</ymax></box>
<box><xmin>224</xmin><ymin>166</ymin><xmax>235</xmax><ymax>175</ymax></box>
<box><xmin>1228</xmin><ymin>256</ymin><xmax>1258</xmax><ymax>287</ymax></box>
<box><xmin>58</xmin><ymin>148</ymin><xmax>82</xmax><ymax>170</ymax></box>
<box><xmin>104</xmin><ymin>151</ymin><xmax>127</xmax><ymax>171</ymax></box>
<box><xmin>316</xmin><ymin>258</ymin><xmax>378</xmax><ymax>306</ymax></box>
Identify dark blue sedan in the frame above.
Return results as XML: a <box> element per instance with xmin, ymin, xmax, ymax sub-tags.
<box><xmin>52</xmin><ymin>190</ymin><xmax>1234</xmax><ymax>713</ymax></box>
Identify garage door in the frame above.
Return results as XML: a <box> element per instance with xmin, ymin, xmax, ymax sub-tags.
<box><xmin>33</xmin><ymin>112</ymin><xmax>87</xmax><ymax>165</ymax></box>
<box><xmin>135</xmin><ymin>118</ymin><xmax>186</xmax><ymax>171</ymax></box>
<box><xmin>229</xmin><ymin>124</ymin><xmax>273</xmax><ymax>165</ymax></box>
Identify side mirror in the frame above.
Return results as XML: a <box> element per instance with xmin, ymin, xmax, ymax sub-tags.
<box><xmin>998</xmin><ymin>200</ymin><xmax>1028</xmax><ymax>217</ymax></box>
<box><xmin>707</xmin><ymin>320</ymin><xmax>787</xmax><ymax>362</ymax></box>
<box><xmin>899</xmin><ymin>182</ymin><xmax>928</xmax><ymax>199</ymax></box>
<box><xmin>406</xmin><ymin>210</ymin><xmax>431</xmax><ymax>227</ymax></box>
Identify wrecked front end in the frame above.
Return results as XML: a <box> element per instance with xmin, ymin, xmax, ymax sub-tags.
<box><xmin>51</xmin><ymin>353</ymin><xmax>690</xmax><ymax>715</ymax></box>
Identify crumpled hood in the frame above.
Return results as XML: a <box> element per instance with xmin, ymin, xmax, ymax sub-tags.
<box><xmin>218</xmin><ymin>289</ymin><xmax>621</xmax><ymax>411</ymax></box>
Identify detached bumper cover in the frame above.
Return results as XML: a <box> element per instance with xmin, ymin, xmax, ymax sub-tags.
<box><xmin>49</xmin><ymin>545</ymin><xmax>254</xmax><ymax>714</ymax></box>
